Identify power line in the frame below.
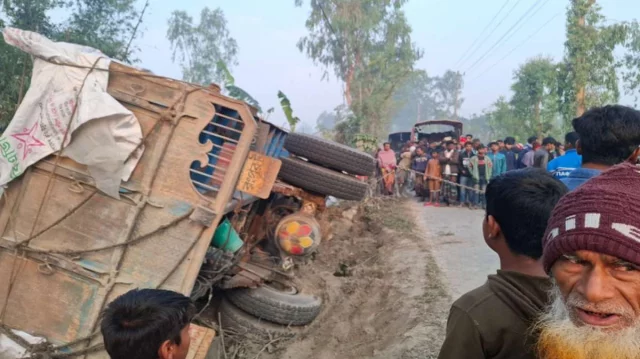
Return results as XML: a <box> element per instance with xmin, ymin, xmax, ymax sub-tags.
<box><xmin>463</xmin><ymin>0</ymin><xmax>545</xmax><ymax>74</ymax></box>
<box><xmin>470</xmin><ymin>12</ymin><xmax>562</xmax><ymax>82</ymax></box>
<box><xmin>453</xmin><ymin>0</ymin><xmax>511</xmax><ymax>69</ymax></box>
<box><xmin>467</xmin><ymin>0</ymin><xmax>552</xmax><ymax>74</ymax></box>
<box><xmin>458</xmin><ymin>0</ymin><xmax>524</xmax><ymax>69</ymax></box>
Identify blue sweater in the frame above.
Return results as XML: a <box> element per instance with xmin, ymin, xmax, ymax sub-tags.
<box><xmin>412</xmin><ymin>155</ymin><xmax>429</xmax><ymax>173</ymax></box>
<box><xmin>547</xmin><ymin>149</ymin><xmax>582</xmax><ymax>179</ymax></box>
<box><xmin>487</xmin><ymin>152</ymin><xmax>507</xmax><ymax>178</ymax></box>
<box><xmin>560</xmin><ymin>168</ymin><xmax>601</xmax><ymax>191</ymax></box>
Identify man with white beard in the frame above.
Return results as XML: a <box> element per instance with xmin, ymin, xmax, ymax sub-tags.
<box><xmin>538</xmin><ymin>161</ymin><xmax>640</xmax><ymax>359</ymax></box>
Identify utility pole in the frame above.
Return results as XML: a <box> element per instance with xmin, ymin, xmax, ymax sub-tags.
<box><xmin>453</xmin><ymin>72</ymin><xmax>460</xmax><ymax>121</ymax></box>
<box><xmin>574</xmin><ymin>0</ymin><xmax>596</xmax><ymax>117</ymax></box>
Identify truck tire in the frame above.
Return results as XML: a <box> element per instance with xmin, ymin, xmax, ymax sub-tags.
<box><xmin>218</xmin><ymin>299</ymin><xmax>301</xmax><ymax>339</ymax></box>
<box><xmin>278</xmin><ymin>157</ymin><xmax>368</xmax><ymax>201</ymax></box>
<box><xmin>225</xmin><ymin>284</ymin><xmax>322</xmax><ymax>326</ymax></box>
<box><xmin>284</xmin><ymin>133</ymin><xmax>376</xmax><ymax>176</ymax></box>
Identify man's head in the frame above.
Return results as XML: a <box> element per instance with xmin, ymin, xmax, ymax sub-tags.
<box><xmin>446</xmin><ymin>141</ymin><xmax>455</xmax><ymax>150</ymax></box>
<box><xmin>528</xmin><ymin>136</ymin><xmax>539</xmax><ymax>145</ymax></box>
<box><xmin>101</xmin><ymin>289</ymin><xmax>195</xmax><ymax>359</ymax></box>
<box><xmin>542</xmin><ymin>137</ymin><xmax>556</xmax><ymax>152</ymax></box>
<box><xmin>489</xmin><ymin>141</ymin><xmax>499</xmax><ymax>153</ymax></box>
<box><xmin>415</xmin><ymin>147</ymin><xmax>425</xmax><ymax>156</ymax></box>
<box><xmin>464</xmin><ymin>141</ymin><xmax>473</xmax><ymax>152</ymax></box>
<box><xmin>476</xmin><ymin>144</ymin><xmax>487</xmax><ymax>156</ymax></box>
<box><xmin>383</xmin><ymin>142</ymin><xmax>391</xmax><ymax>151</ymax></box>
<box><xmin>497</xmin><ymin>140</ymin><xmax>505</xmax><ymax>150</ymax></box>
<box><xmin>431</xmin><ymin>150</ymin><xmax>439</xmax><ymax>158</ymax></box>
<box><xmin>504</xmin><ymin>136</ymin><xmax>516</xmax><ymax>150</ymax></box>
<box><xmin>573</xmin><ymin>105</ymin><xmax>640</xmax><ymax>167</ymax></box>
<box><xmin>472</xmin><ymin>138</ymin><xmax>481</xmax><ymax>149</ymax></box>
<box><xmin>538</xmin><ymin>163</ymin><xmax>640</xmax><ymax>359</ymax></box>
<box><xmin>466</xmin><ymin>134</ymin><xmax>473</xmax><ymax>141</ymax></box>
<box><xmin>484</xmin><ymin>169</ymin><xmax>567</xmax><ymax>260</ymax></box>
<box><xmin>429</xmin><ymin>141</ymin><xmax>438</xmax><ymax>149</ymax></box>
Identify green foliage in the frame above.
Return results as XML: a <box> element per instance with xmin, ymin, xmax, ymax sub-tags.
<box><xmin>296</xmin><ymin>0</ymin><xmax>421</xmax><ymax>139</ymax></box>
<box><xmin>390</xmin><ymin>69</ymin><xmax>465</xmax><ymax>133</ymax></box>
<box><xmin>462</xmin><ymin>114</ymin><xmax>493</xmax><ymax>143</ymax></box>
<box><xmin>434</xmin><ymin>70</ymin><xmax>464</xmax><ymax>118</ymax></box>
<box><xmin>561</xmin><ymin>0</ymin><xmax>627</xmax><ymax>122</ymax></box>
<box><xmin>510</xmin><ymin>56</ymin><xmax>559</xmax><ymax>138</ymax></box>
<box><xmin>0</xmin><ymin>0</ymin><xmax>145</xmax><ymax>129</ymax></box>
<box><xmin>390</xmin><ymin>70</ymin><xmax>436</xmax><ymax>132</ymax></box>
<box><xmin>278</xmin><ymin>91</ymin><xmax>301</xmax><ymax>132</ymax></box>
<box><xmin>620</xmin><ymin>20</ymin><xmax>640</xmax><ymax>105</ymax></box>
<box><xmin>227</xmin><ymin>85</ymin><xmax>262</xmax><ymax>111</ymax></box>
<box><xmin>63</xmin><ymin>0</ymin><xmax>146</xmax><ymax>63</ymax></box>
<box><xmin>315</xmin><ymin>110</ymin><xmax>337</xmax><ymax>139</ymax></box>
<box><xmin>3</xmin><ymin>0</ymin><xmax>63</xmax><ymax>37</ymax></box>
<box><xmin>326</xmin><ymin>104</ymin><xmax>361</xmax><ymax>145</ymax></box>
<box><xmin>485</xmin><ymin>57</ymin><xmax>565</xmax><ymax>142</ymax></box>
<box><xmin>214</xmin><ymin>60</ymin><xmax>263</xmax><ymax>111</ymax></box>
<box><xmin>167</xmin><ymin>7</ymin><xmax>238</xmax><ymax>86</ymax></box>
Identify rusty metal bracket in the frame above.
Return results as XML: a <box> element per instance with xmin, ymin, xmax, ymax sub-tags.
<box><xmin>271</xmin><ymin>181</ymin><xmax>326</xmax><ymax>212</ymax></box>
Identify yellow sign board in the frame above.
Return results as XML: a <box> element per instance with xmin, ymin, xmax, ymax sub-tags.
<box><xmin>236</xmin><ymin>151</ymin><xmax>281</xmax><ymax>199</ymax></box>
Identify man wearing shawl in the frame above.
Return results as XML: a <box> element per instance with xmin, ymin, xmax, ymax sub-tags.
<box><xmin>377</xmin><ymin>142</ymin><xmax>396</xmax><ymax>195</ymax></box>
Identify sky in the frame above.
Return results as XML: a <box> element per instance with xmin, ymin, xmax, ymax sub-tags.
<box><xmin>132</xmin><ymin>0</ymin><xmax>640</xmax><ymax>131</ymax></box>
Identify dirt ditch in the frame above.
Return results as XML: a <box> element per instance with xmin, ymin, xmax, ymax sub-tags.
<box><xmin>214</xmin><ymin>199</ymin><xmax>451</xmax><ymax>359</ymax></box>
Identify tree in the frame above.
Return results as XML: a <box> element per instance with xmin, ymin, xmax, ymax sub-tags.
<box><xmin>167</xmin><ymin>7</ymin><xmax>238</xmax><ymax>85</ymax></box>
<box><xmin>315</xmin><ymin>110</ymin><xmax>337</xmax><ymax>138</ymax></box>
<box><xmin>0</xmin><ymin>0</ymin><xmax>146</xmax><ymax>129</ymax></box>
<box><xmin>0</xmin><ymin>0</ymin><xmax>64</xmax><ymax>129</ymax></box>
<box><xmin>390</xmin><ymin>70</ymin><xmax>437</xmax><ymax>132</ymax></box>
<box><xmin>486</xmin><ymin>97</ymin><xmax>516</xmax><ymax>140</ymax></box>
<box><xmin>296</xmin><ymin>0</ymin><xmax>421</xmax><ymax>139</ymax></box>
<box><xmin>434</xmin><ymin>70</ymin><xmax>464</xmax><ymax>120</ymax></box>
<box><xmin>62</xmin><ymin>0</ymin><xmax>147</xmax><ymax>63</ymax></box>
<box><xmin>510</xmin><ymin>57</ymin><xmax>559</xmax><ymax>139</ymax></box>
<box><xmin>619</xmin><ymin>21</ymin><xmax>640</xmax><ymax>105</ymax></box>
<box><xmin>562</xmin><ymin>0</ymin><xmax>627</xmax><ymax>120</ymax></box>
<box><xmin>331</xmin><ymin>104</ymin><xmax>360</xmax><ymax>145</ymax></box>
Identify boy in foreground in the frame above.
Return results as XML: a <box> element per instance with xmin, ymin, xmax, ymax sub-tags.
<box><xmin>101</xmin><ymin>288</ymin><xmax>195</xmax><ymax>359</ymax></box>
<box><xmin>437</xmin><ymin>169</ymin><xmax>568</xmax><ymax>359</ymax></box>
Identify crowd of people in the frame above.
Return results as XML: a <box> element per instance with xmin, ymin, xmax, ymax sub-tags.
<box><xmin>376</xmin><ymin>108</ymin><xmax>609</xmax><ymax>208</ymax></box>
<box><xmin>437</xmin><ymin>104</ymin><xmax>640</xmax><ymax>359</ymax></box>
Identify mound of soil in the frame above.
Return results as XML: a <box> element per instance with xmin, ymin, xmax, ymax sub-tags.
<box><xmin>248</xmin><ymin>199</ymin><xmax>451</xmax><ymax>359</ymax></box>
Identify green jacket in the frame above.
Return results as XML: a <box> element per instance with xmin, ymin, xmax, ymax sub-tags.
<box><xmin>468</xmin><ymin>156</ymin><xmax>493</xmax><ymax>182</ymax></box>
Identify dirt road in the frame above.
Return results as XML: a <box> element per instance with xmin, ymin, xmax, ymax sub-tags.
<box><xmin>415</xmin><ymin>203</ymin><xmax>499</xmax><ymax>301</ymax></box>
<box><xmin>226</xmin><ymin>199</ymin><xmax>499</xmax><ymax>359</ymax></box>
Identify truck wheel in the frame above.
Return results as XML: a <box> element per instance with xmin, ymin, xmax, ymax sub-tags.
<box><xmin>225</xmin><ymin>283</ymin><xmax>322</xmax><ymax>326</ymax></box>
<box><xmin>284</xmin><ymin>133</ymin><xmax>376</xmax><ymax>176</ymax></box>
<box><xmin>278</xmin><ymin>157</ymin><xmax>368</xmax><ymax>201</ymax></box>
<box><xmin>218</xmin><ymin>299</ymin><xmax>301</xmax><ymax>339</ymax></box>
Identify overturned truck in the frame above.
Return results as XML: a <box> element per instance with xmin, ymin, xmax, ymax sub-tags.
<box><xmin>0</xmin><ymin>28</ymin><xmax>375</xmax><ymax>358</ymax></box>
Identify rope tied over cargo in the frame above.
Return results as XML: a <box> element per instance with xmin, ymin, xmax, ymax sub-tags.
<box><xmin>0</xmin><ymin>54</ymin><xmax>221</xmax><ymax>357</ymax></box>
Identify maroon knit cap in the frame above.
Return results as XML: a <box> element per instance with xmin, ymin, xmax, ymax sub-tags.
<box><xmin>543</xmin><ymin>162</ymin><xmax>640</xmax><ymax>273</ymax></box>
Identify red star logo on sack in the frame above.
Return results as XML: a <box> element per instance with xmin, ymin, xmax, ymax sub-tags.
<box><xmin>12</xmin><ymin>122</ymin><xmax>45</xmax><ymax>160</ymax></box>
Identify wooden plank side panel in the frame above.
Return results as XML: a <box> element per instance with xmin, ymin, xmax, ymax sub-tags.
<box><xmin>0</xmin><ymin>250</ymin><xmax>101</xmax><ymax>344</ymax></box>
<box><xmin>2</xmin><ymin>171</ymin><xmax>132</xmax><ymax>263</ymax></box>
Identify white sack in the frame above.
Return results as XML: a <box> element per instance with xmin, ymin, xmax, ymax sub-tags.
<box><xmin>0</xmin><ymin>28</ymin><xmax>143</xmax><ymax>198</ymax></box>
